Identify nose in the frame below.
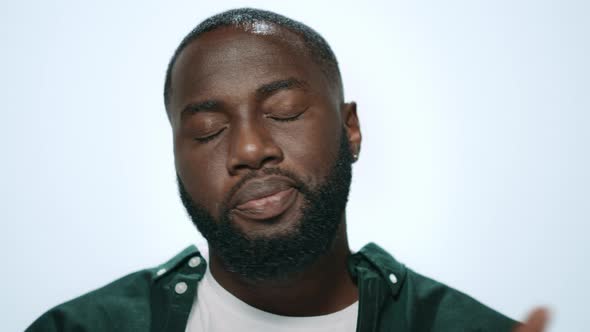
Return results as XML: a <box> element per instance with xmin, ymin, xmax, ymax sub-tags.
<box><xmin>226</xmin><ymin>121</ymin><xmax>283</xmax><ymax>175</ymax></box>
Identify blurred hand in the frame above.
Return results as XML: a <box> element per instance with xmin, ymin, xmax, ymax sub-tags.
<box><xmin>513</xmin><ymin>308</ymin><xmax>550</xmax><ymax>332</ymax></box>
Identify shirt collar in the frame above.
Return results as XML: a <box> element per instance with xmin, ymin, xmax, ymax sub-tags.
<box><xmin>349</xmin><ymin>242</ymin><xmax>407</xmax><ymax>296</ymax></box>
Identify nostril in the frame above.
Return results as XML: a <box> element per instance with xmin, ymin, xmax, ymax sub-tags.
<box><xmin>260</xmin><ymin>155</ymin><xmax>281</xmax><ymax>167</ymax></box>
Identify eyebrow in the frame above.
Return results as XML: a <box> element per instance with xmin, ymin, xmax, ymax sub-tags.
<box><xmin>256</xmin><ymin>78</ymin><xmax>309</xmax><ymax>100</ymax></box>
<box><xmin>180</xmin><ymin>100</ymin><xmax>219</xmax><ymax>120</ymax></box>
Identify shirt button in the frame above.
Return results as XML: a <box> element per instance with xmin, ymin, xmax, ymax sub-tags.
<box><xmin>389</xmin><ymin>273</ymin><xmax>398</xmax><ymax>284</ymax></box>
<box><xmin>156</xmin><ymin>268</ymin><xmax>166</xmax><ymax>276</ymax></box>
<box><xmin>188</xmin><ymin>256</ymin><xmax>201</xmax><ymax>268</ymax></box>
<box><xmin>175</xmin><ymin>281</ymin><xmax>188</xmax><ymax>295</ymax></box>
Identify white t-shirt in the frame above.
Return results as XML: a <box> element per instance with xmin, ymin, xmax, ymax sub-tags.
<box><xmin>185</xmin><ymin>249</ymin><xmax>358</xmax><ymax>332</ymax></box>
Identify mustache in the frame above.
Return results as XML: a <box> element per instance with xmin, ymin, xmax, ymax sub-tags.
<box><xmin>176</xmin><ymin>167</ymin><xmax>308</xmax><ymax>221</ymax></box>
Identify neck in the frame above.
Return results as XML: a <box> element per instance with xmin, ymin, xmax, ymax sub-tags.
<box><xmin>207</xmin><ymin>219</ymin><xmax>358</xmax><ymax>316</ymax></box>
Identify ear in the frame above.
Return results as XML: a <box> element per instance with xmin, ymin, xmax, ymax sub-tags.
<box><xmin>342</xmin><ymin>102</ymin><xmax>362</xmax><ymax>161</ymax></box>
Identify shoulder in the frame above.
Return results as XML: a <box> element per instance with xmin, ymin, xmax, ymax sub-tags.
<box><xmin>403</xmin><ymin>268</ymin><xmax>517</xmax><ymax>331</ymax></box>
<box><xmin>26</xmin><ymin>245</ymin><xmax>201</xmax><ymax>332</ymax></box>
<box><xmin>355</xmin><ymin>243</ymin><xmax>517</xmax><ymax>332</ymax></box>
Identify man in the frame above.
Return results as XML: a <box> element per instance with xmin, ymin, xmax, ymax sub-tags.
<box><xmin>27</xmin><ymin>8</ymin><xmax>548</xmax><ymax>332</ymax></box>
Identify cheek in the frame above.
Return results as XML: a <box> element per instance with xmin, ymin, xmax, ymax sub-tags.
<box><xmin>174</xmin><ymin>136</ymin><xmax>229</xmax><ymax>217</ymax></box>
<box><xmin>275</xmin><ymin>109</ymin><xmax>342</xmax><ymax>183</ymax></box>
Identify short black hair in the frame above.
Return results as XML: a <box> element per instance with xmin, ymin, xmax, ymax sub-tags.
<box><xmin>163</xmin><ymin>8</ymin><xmax>343</xmax><ymax>109</ymax></box>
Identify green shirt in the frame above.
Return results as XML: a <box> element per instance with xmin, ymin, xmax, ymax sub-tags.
<box><xmin>27</xmin><ymin>243</ymin><xmax>517</xmax><ymax>331</ymax></box>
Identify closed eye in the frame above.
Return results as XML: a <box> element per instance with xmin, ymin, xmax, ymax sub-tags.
<box><xmin>265</xmin><ymin>107</ymin><xmax>308</xmax><ymax>122</ymax></box>
<box><xmin>268</xmin><ymin>113</ymin><xmax>302</xmax><ymax>122</ymax></box>
<box><xmin>194</xmin><ymin>127</ymin><xmax>226</xmax><ymax>143</ymax></box>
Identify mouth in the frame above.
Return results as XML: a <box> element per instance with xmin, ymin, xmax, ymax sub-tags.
<box><xmin>229</xmin><ymin>176</ymin><xmax>300</xmax><ymax>221</ymax></box>
<box><xmin>233</xmin><ymin>188</ymin><xmax>298</xmax><ymax>220</ymax></box>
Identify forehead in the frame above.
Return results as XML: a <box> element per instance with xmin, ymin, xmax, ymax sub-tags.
<box><xmin>168</xmin><ymin>25</ymin><xmax>330</xmax><ymax>114</ymax></box>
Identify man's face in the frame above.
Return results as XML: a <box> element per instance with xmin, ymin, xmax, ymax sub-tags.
<box><xmin>168</xmin><ymin>25</ymin><xmax>360</xmax><ymax>280</ymax></box>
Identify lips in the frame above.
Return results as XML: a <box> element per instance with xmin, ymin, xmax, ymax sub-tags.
<box><xmin>229</xmin><ymin>176</ymin><xmax>299</xmax><ymax>221</ymax></box>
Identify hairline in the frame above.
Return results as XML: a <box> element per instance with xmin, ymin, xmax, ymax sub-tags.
<box><xmin>163</xmin><ymin>10</ymin><xmax>344</xmax><ymax>113</ymax></box>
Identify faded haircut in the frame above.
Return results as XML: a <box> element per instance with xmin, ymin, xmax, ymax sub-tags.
<box><xmin>163</xmin><ymin>8</ymin><xmax>343</xmax><ymax>109</ymax></box>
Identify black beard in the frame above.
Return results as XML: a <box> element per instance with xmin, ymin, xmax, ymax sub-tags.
<box><xmin>177</xmin><ymin>129</ymin><xmax>354</xmax><ymax>282</ymax></box>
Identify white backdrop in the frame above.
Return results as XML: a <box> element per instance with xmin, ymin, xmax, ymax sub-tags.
<box><xmin>1</xmin><ymin>1</ymin><xmax>588</xmax><ymax>331</ymax></box>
